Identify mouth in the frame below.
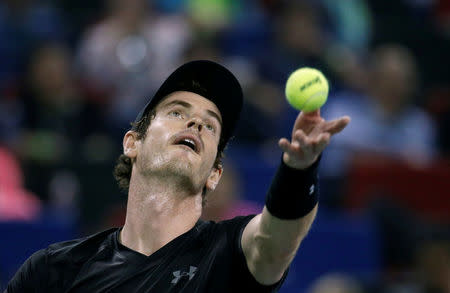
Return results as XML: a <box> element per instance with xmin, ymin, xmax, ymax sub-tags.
<box><xmin>173</xmin><ymin>134</ymin><xmax>201</xmax><ymax>154</ymax></box>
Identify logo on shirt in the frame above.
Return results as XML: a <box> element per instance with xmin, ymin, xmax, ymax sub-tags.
<box><xmin>171</xmin><ymin>266</ymin><xmax>197</xmax><ymax>284</ymax></box>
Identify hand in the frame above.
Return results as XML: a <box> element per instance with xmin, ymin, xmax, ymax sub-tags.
<box><xmin>278</xmin><ymin>109</ymin><xmax>350</xmax><ymax>170</ymax></box>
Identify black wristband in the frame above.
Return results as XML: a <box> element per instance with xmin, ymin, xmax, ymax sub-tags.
<box><xmin>265</xmin><ymin>157</ymin><xmax>320</xmax><ymax>219</ymax></box>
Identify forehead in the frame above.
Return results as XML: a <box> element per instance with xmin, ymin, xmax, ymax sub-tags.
<box><xmin>155</xmin><ymin>91</ymin><xmax>222</xmax><ymax>120</ymax></box>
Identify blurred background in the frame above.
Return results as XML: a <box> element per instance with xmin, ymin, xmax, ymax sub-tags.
<box><xmin>0</xmin><ymin>0</ymin><xmax>449</xmax><ymax>292</ymax></box>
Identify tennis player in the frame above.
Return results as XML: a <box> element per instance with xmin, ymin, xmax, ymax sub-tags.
<box><xmin>5</xmin><ymin>60</ymin><xmax>349</xmax><ymax>292</ymax></box>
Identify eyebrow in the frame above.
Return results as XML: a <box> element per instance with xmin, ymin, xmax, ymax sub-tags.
<box><xmin>164</xmin><ymin>99</ymin><xmax>223</xmax><ymax>125</ymax></box>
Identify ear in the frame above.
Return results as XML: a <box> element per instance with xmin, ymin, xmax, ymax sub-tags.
<box><xmin>123</xmin><ymin>131</ymin><xmax>139</xmax><ymax>159</ymax></box>
<box><xmin>205</xmin><ymin>165</ymin><xmax>223</xmax><ymax>192</ymax></box>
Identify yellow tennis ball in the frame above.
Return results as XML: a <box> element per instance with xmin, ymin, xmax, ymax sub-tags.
<box><xmin>285</xmin><ymin>67</ymin><xmax>329</xmax><ymax>112</ymax></box>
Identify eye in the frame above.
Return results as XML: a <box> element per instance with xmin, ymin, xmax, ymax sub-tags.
<box><xmin>205</xmin><ymin>123</ymin><xmax>217</xmax><ymax>134</ymax></box>
<box><xmin>169</xmin><ymin>110</ymin><xmax>182</xmax><ymax>118</ymax></box>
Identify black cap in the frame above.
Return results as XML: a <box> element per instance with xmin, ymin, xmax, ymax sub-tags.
<box><xmin>134</xmin><ymin>60</ymin><xmax>243</xmax><ymax>152</ymax></box>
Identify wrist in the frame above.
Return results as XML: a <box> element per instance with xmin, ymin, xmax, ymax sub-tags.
<box><xmin>265</xmin><ymin>155</ymin><xmax>321</xmax><ymax>219</ymax></box>
<box><xmin>282</xmin><ymin>153</ymin><xmax>320</xmax><ymax>170</ymax></box>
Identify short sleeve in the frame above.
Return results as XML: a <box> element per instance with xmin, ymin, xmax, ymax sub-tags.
<box><xmin>5</xmin><ymin>249</ymin><xmax>48</xmax><ymax>293</ymax></box>
<box><xmin>222</xmin><ymin>216</ymin><xmax>288</xmax><ymax>292</ymax></box>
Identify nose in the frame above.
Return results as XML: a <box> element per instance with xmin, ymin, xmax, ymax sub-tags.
<box><xmin>187</xmin><ymin>117</ymin><xmax>203</xmax><ymax>132</ymax></box>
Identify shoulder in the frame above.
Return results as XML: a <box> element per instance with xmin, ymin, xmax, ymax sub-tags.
<box><xmin>5</xmin><ymin>248</ymin><xmax>49</xmax><ymax>292</ymax></box>
<box><xmin>200</xmin><ymin>215</ymin><xmax>256</xmax><ymax>238</ymax></box>
<box><xmin>5</xmin><ymin>228</ymin><xmax>118</xmax><ymax>292</ymax></box>
<box><xmin>45</xmin><ymin>228</ymin><xmax>118</xmax><ymax>264</ymax></box>
<box><xmin>217</xmin><ymin>215</ymin><xmax>256</xmax><ymax>232</ymax></box>
<box><xmin>195</xmin><ymin>215</ymin><xmax>256</xmax><ymax>254</ymax></box>
<box><xmin>203</xmin><ymin>215</ymin><xmax>286</xmax><ymax>291</ymax></box>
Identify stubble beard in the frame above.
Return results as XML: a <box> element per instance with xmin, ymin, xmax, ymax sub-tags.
<box><xmin>138</xmin><ymin>151</ymin><xmax>205</xmax><ymax>195</ymax></box>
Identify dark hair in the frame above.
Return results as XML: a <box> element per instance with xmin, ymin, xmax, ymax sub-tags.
<box><xmin>113</xmin><ymin>108</ymin><xmax>225</xmax><ymax>205</ymax></box>
<box><xmin>113</xmin><ymin>111</ymin><xmax>153</xmax><ymax>193</ymax></box>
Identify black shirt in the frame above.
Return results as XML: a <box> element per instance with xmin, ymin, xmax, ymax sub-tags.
<box><xmin>5</xmin><ymin>215</ymin><xmax>286</xmax><ymax>292</ymax></box>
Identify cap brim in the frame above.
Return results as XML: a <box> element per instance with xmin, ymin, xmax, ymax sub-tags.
<box><xmin>135</xmin><ymin>60</ymin><xmax>243</xmax><ymax>151</ymax></box>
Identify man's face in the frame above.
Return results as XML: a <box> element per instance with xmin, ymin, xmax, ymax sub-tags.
<box><xmin>131</xmin><ymin>91</ymin><xmax>223</xmax><ymax>194</ymax></box>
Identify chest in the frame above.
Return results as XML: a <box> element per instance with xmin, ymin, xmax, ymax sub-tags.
<box><xmin>51</xmin><ymin>236</ymin><xmax>235</xmax><ymax>293</ymax></box>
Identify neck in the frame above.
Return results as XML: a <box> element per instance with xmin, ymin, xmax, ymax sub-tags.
<box><xmin>120</xmin><ymin>171</ymin><xmax>203</xmax><ymax>256</ymax></box>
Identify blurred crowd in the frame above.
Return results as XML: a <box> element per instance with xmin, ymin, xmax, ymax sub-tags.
<box><xmin>0</xmin><ymin>0</ymin><xmax>449</xmax><ymax>292</ymax></box>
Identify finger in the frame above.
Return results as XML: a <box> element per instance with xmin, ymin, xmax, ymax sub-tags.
<box><xmin>293</xmin><ymin>110</ymin><xmax>324</xmax><ymax>134</ymax></box>
<box><xmin>278</xmin><ymin>138</ymin><xmax>291</xmax><ymax>153</ymax></box>
<box><xmin>324</xmin><ymin>116</ymin><xmax>351</xmax><ymax>135</ymax></box>
<box><xmin>301</xmin><ymin>109</ymin><xmax>320</xmax><ymax>118</ymax></box>
<box><xmin>293</xmin><ymin>129</ymin><xmax>310</xmax><ymax>149</ymax></box>
<box><xmin>308</xmin><ymin>133</ymin><xmax>325</xmax><ymax>153</ymax></box>
<box><xmin>314</xmin><ymin>133</ymin><xmax>330</xmax><ymax>153</ymax></box>
<box><xmin>293</xmin><ymin>129</ymin><xmax>314</xmax><ymax>155</ymax></box>
<box><xmin>279</xmin><ymin>138</ymin><xmax>303</xmax><ymax>159</ymax></box>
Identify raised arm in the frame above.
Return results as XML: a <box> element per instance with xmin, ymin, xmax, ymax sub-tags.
<box><xmin>241</xmin><ymin>109</ymin><xmax>350</xmax><ymax>285</ymax></box>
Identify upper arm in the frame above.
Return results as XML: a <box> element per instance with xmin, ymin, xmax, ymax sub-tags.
<box><xmin>241</xmin><ymin>213</ymin><xmax>289</xmax><ymax>286</ymax></box>
<box><xmin>5</xmin><ymin>249</ymin><xmax>48</xmax><ymax>293</ymax></box>
<box><xmin>241</xmin><ymin>206</ymin><xmax>318</xmax><ymax>286</ymax></box>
